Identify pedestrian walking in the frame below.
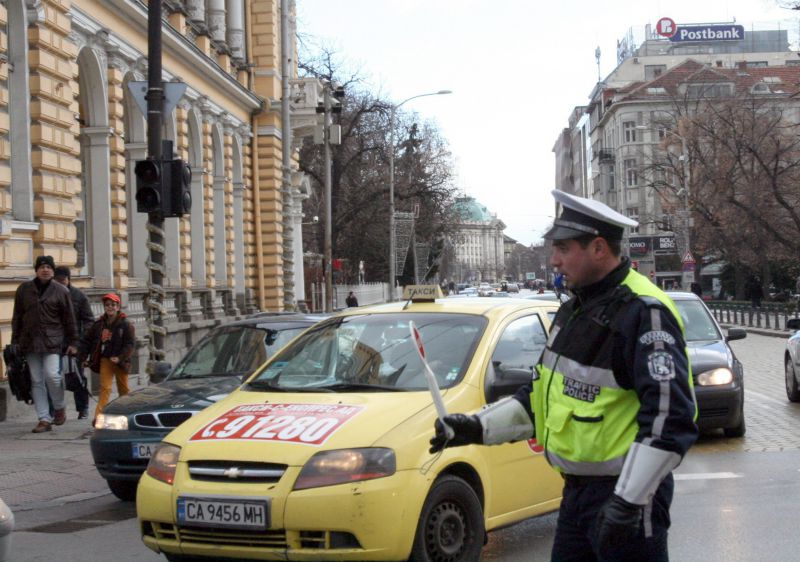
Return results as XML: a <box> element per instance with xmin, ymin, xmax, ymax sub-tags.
<box><xmin>430</xmin><ymin>190</ymin><xmax>697</xmax><ymax>561</ymax></box>
<box><xmin>745</xmin><ymin>275</ymin><xmax>764</xmax><ymax>308</ymax></box>
<box><xmin>345</xmin><ymin>291</ymin><xmax>359</xmax><ymax>307</ymax></box>
<box><xmin>78</xmin><ymin>292</ymin><xmax>135</xmax><ymax>426</ymax></box>
<box><xmin>54</xmin><ymin>266</ymin><xmax>95</xmax><ymax>419</ymax></box>
<box><xmin>11</xmin><ymin>255</ymin><xmax>78</xmax><ymax>433</ymax></box>
<box><xmin>690</xmin><ymin>282</ymin><xmax>702</xmax><ymax>299</ymax></box>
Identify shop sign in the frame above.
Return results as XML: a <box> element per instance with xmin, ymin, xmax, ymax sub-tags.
<box><xmin>654</xmin><ymin>236</ymin><xmax>677</xmax><ymax>253</ymax></box>
<box><xmin>628</xmin><ymin>237</ymin><xmax>651</xmax><ymax>256</ymax></box>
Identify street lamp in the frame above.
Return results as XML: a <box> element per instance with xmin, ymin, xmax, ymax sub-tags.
<box><xmin>388</xmin><ymin>90</ymin><xmax>452</xmax><ymax>299</ymax></box>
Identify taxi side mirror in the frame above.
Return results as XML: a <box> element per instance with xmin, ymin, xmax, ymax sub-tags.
<box><xmin>485</xmin><ymin>361</ymin><xmax>533</xmax><ymax>403</ymax></box>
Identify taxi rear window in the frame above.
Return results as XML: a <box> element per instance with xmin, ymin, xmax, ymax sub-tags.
<box><xmin>249</xmin><ymin>313</ymin><xmax>487</xmax><ymax>392</ymax></box>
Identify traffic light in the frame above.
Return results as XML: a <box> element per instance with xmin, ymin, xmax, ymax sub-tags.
<box><xmin>134</xmin><ymin>159</ymin><xmax>162</xmax><ymax>213</ymax></box>
<box><xmin>162</xmin><ymin>158</ymin><xmax>192</xmax><ymax>217</ymax></box>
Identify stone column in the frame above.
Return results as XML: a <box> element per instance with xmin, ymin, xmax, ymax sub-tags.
<box><xmin>233</xmin><ymin>180</ymin><xmax>246</xmax><ymax>307</ymax></box>
<box><xmin>186</xmin><ymin>0</ymin><xmax>206</xmax><ymax>30</ymax></box>
<box><xmin>207</xmin><ymin>0</ymin><xmax>227</xmax><ymax>47</ymax></box>
<box><xmin>226</xmin><ymin>0</ymin><xmax>245</xmax><ymax>63</ymax></box>
<box><xmin>80</xmin><ymin>127</ymin><xmax>115</xmax><ymax>287</ymax></box>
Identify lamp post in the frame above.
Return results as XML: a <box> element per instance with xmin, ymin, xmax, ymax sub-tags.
<box><xmin>388</xmin><ymin>90</ymin><xmax>452</xmax><ymax>298</ymax></box>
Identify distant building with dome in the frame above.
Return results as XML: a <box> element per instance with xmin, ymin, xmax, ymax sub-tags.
<box><xmin>451</xmin><ymin>196</ymin><xmax>506</xmax><ymax>283</ymax></box>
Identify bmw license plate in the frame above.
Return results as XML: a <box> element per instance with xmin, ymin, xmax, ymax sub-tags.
<box><xmin>177</xmin><ymin>496</ymin><xmax>269</xmax><ymax>530</ymax></box>
<box><xmin>131</xmin><ymin>443</ymin><xmax>156</xmax><ymax>459</ymax></box>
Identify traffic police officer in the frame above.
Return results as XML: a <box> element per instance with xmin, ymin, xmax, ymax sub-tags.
<box><xmin>430</xmin><ymin>190</ymin><xmax>698</xmax><ymax>561</ymax></box>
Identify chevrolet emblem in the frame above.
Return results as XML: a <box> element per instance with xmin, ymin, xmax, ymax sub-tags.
<box><xmin>223</xmin><ymin>467</ymin><xmax>243</xmax><ymax>479</ymax></box>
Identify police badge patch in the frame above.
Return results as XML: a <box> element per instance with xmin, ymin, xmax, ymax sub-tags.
<box><xmin>647</xmin><ymin>351</ymin><xmax>676</xmax><ymax>381</ymax></box>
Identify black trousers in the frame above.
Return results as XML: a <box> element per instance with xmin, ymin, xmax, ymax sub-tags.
<box><xmin>550</xmin><ymin>474</ymin><xmax>673</xmax><ymax>562</ymax></box>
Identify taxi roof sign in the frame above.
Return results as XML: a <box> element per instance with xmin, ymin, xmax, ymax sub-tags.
<box><xmin>402</xmin><ymin>285</ymin><xmax>444</xmax><ymax>302</ymax></box>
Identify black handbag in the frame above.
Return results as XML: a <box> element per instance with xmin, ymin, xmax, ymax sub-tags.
<box><xmin>62</xmin><ymin>356</ymin><xmax>88</xmax><ymax>393</ymax></box>
<box><xmin>4</xmin><ymin>344</ymin><xmax>33</xmax><ymax>404</ymax></box>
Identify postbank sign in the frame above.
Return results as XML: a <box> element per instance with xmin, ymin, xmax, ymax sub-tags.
<box><xmin>656</xmin><ymin>18</ymin><xmax>745</xmax><ymax>43</ymax></box>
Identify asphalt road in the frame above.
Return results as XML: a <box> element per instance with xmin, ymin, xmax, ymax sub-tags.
<box><xmin>8</xmin><ymin>333</ymin><xmax>797</xmax><ymax>562</ymax></box>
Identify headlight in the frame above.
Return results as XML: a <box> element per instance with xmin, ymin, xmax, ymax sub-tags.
<box><xmin>697</xmin><ymin>368</ymin><xmax>733</xmax><ymax>386</ymax></box>
<box><xmin>146</xmin><ymin>444</ymin><xmax>181</xmax><ymax>485</ymax></box>
<box><xmin>293</xmin><ymin>448</ymin><xmax>396</xmax><ymax>490</ymax></box>
<box><xmin>95</xmin><ymin>413</ymin><xmax>128</xmax><ymax>430</ymax></box>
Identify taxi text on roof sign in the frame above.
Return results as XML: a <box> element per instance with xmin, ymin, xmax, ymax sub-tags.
<box><xmin>403</xmin><ymin>285</ymin><xmax>444</xmax><ymax>301</ymax></box>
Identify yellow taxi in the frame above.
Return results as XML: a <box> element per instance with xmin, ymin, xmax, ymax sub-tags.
<box><xmin>137</xmin><ymin>288</ymin><xmax>563</xmax><ymax>561</ymax></box>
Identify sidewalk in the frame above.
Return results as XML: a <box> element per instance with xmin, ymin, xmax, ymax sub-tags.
<box><xmin>0</xmin><ymin>406</ymin><xmax>109</xmax><ymax>511</ymax></box>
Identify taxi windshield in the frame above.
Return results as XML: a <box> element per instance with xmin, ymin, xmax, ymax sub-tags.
<box><xmin>248</xmin><ymin>313</ymin><xmax>486</xmax><ymax>391</ymax></box>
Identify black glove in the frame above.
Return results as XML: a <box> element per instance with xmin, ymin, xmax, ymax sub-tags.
<box><xmin>594</xmin><ymin>494</ymin><xmax>643</xmax><ymax>557</ymax></box>
<box><xmin>428</xmin><ymin>414</ymin><xmax>483</xmax><ymax>454</ymax></box>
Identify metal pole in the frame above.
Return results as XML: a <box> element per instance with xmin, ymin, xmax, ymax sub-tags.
<box><xmin>145</xmin><ymin>0</ymin><xmax>166</xmax><ymax>367</ymax></box>
<box><xmin>323</xmin><ymin>87</ymin><xmax>333</xmax><ymax>312</ymax></box>
<box><xmin>388</xmin><ymin>105</ymin><xmax>396</xmax><ymax>298</ymax></box>
<box><xmin>681</xmin><ymin>135</ymin><xmax>691</xmax><ymax>290</ymax></box>
<box><xmin>280</xmin><ymin>0</ymin><xmax>295</xmax><ymax>311</ymax></box>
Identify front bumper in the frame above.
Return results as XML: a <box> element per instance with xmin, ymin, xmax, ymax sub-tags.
<box><xmin>137</xmin><ymin>466</ymin><xmax>427</xmax><ymax>561</ymax></box>
<box><xmin>695</xmin><ymin>382</ymin><xmax>743</xmax><ymax>430</ymax></box>
<box><xmin>90</xmin><ymin>429</ymin><xmax>168</xmax><ymax>481</ymax></box>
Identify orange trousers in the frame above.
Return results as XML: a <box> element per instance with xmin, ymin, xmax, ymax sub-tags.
<box><xmin>94</xmin><ymin>357</ymin><xmax>130</xmax><ymax>420</ymax></box>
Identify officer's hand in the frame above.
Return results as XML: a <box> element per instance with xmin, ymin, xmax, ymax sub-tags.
<box><xmin>593</xmin><ymin>494</ymin><xmax>642</xmax><ymax>557</ymax></box>
<box><xmin>429</xmin><ymin>414</ymin><xmax>483</xmax><ymax>454</ymax></box>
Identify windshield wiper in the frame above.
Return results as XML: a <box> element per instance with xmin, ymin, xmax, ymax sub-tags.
<box><xmin>312</xmin><ymin>382</ymin><xmax>407</xmax><ymax>392</ymax></box>
<box><xmin>246</xmin><ymin>380</ymin><xmax>290</xmax><ymax>392</ymax></box>
<box><xmin>246</xmin><ymin>379</ymin><xmax>340</xmax><ymax>393</ymax></box>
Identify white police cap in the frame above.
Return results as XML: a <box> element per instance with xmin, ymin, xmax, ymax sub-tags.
<box><xmin>544</xmin><ymin>190</ymin><xmax>638</xmax><ymax>241</ymax></box>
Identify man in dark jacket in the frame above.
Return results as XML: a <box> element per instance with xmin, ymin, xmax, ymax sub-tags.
<box><xmin>54</xmin><ymin>266</ymin><xmax>95</xmax><ymax>419</ymax></box>
<box><xmin>11</xmin><ymin>256</ymin><xmax>78</xmax><ymax>433</ymax></box>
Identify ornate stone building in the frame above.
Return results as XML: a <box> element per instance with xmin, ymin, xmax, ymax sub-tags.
<box><xmin>451</xmin><ymin>196</ymin><xmax>505</xmax><ymax>283</ymax></box>
<box><xmin>0</xmin><ymin>0</ymin><xmax>315</xmax><ymax>415</ymax></box>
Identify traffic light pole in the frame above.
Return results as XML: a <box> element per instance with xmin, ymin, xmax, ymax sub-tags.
<box><xmin>145</xmin><ymin>0</ymin><xmax>166</xmax><ymax>368</ymax></box>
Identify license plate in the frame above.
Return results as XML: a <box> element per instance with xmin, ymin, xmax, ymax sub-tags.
<box><xmin>132</xmin><ymin>443</ymin><xmax>156</xmax><ymax>459</ymax></box>
<box><xmin>177</xmin><ymin>496</ymin><xmax>269</xmax><ymax>530</ymax></box>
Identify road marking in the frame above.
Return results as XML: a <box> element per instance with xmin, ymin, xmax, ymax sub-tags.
<box><xmin>674</xmin><ymin>472</ymin><xmax>742</xmax><ymax>480</ymax></box>
<box><xmin>745</xmin><ymin>389</ymin><xmax>788</xmax><ymax>408</ymax></box>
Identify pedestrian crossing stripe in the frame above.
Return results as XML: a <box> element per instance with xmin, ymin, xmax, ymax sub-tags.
<box><xmin>674</xmin><ymin>472</ymin><xmax>742</xmax><ymax>480</ymax></box>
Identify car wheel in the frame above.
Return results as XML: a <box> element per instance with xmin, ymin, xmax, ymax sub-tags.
<box><xmin>409</xmin><ymin>475</ymin><xmax>484</xmax><ymax>562</ymax></box>
<box><xmin>107</xmin><ymin>479</ymin><xmax>137</xmax><ymax>502</ymax></box>
<box><xmin>786</xmin><ymin>357</ymin><xmax>800</xmax><ymax>402</ymax></box>
<box><xmin>723</xmin><ymin>409</ymin><xmax>746</xmax><ymax>438</ymax></box>
<box><xmin>165</xmin><ymin>555</ymin><xmax>206</xmax><ymax>562</ymax></box>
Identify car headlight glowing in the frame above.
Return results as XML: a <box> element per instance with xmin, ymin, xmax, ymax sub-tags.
<box><xmin>145</xmin><ymin>444</ymin><xmax>181</xmax><ymax>485</ymax></box>
<box><xmin>95</xmin><ymin>413</ymin><xmax>128</xmax><ymax>430</ymax></box>
<box><xmin>294</xmin><ymin>448</ymin><xmax>396</xmax><ymax>490</ymax></box>
<box><xmin>697</xmin><ymin>368</ymin><xmax>733</xmax><ymax>386</ymax></box>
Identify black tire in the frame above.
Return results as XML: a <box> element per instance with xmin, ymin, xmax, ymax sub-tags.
<box><xmin>723</xmin><ymin>409</ymin><xmax>746</xmax><ymax>438</ymax></box>
<box><xmin>786</xmin><ymin>357</ymin><xmax>800</xmax><ymax>402</ymax></box>
<box><xmin>409</xmin><ymin>475</ymin><xmax>484</xmax><ymax>562</ymax></box>
<box><xmin>107</xmin><ymin>479</ymin><xmax>138</xmax><ymax>502</ymax></box>
<box><xmin>165</xmin><ymin>555</ymin><xmax>207</xmax><ymax>562</ymax></box>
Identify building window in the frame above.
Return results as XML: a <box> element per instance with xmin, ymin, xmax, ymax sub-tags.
<box><xmin>627</xmin><ymin>207</ymin><xmax>639</xmax><ymax>234</ymax></box>
<box><xmin>645</xmin><ymin>65</ymin><xmax>666</xmax><ymax>80</ymax></box>
<box><xmin>686</xmin><ymin>83</ymin><xmax>732</xmax><ymax>98</ymax></box>
<box><xmin>624</xmin><ymin>159</ymin><xmax>638</xmax><ymax>187</ymax></box>
<box><xmin>623</xmin><ymin>121</ymin><xmax>637</xmax><ymax>143</ymax></box>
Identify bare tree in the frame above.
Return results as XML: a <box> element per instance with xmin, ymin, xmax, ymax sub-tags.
<box><xmin>297</xmin><ymin>47</ymin><xmax>459</xmax><ymax>283</ymax></box>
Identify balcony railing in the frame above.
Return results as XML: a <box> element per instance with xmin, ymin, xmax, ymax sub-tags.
<box><xmin>598</xmin><ymin>148</ymin><xmax>616</xmax><ymax>162</ymax></box>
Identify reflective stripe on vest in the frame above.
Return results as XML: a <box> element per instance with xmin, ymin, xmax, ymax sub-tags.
<box><xmin>532</xmin><ymin>268</ymin><xmax>693</xmax><ymax>476</ymax></box>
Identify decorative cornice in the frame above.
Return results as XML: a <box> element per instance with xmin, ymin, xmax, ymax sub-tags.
<box><xmin>107</xmin><ymin>0</ymin><xmax>261</xmax><ymax>111</ymax></box>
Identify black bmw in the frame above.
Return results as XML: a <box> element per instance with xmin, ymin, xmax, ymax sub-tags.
<box><xmin>89</xmin><ymin>313</ymin><xmax>325</xmax><ymax>500</ymax></box>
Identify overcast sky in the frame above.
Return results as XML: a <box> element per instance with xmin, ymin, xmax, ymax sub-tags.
<box><xmin>297</xmin><ymin>0</ymin><xmax>796</xmax><ymax>246</ymax></box>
